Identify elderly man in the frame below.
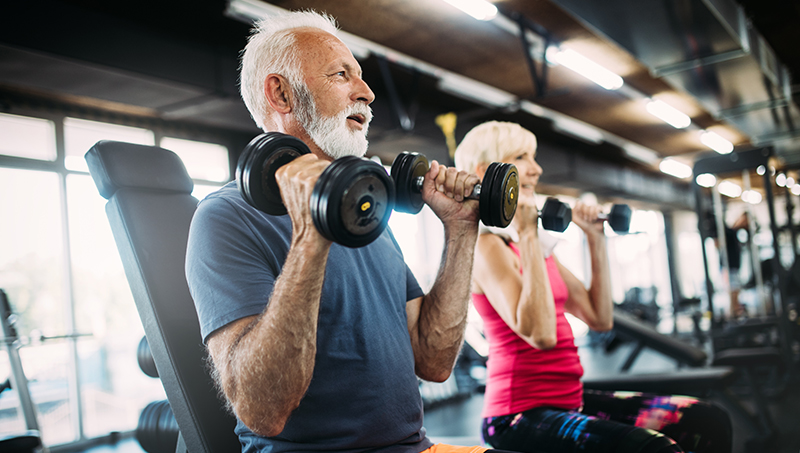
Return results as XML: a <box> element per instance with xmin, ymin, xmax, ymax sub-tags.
<box><xmin>185</xmin><ymin>10</ymin><xmax>505</xmax><ymax>453</ymax></box>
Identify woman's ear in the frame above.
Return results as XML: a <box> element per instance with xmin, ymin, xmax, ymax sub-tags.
<box><xmin>264</xmin><ymin>74</ymin><xmax>293</xmax><ymax>114</ymax></box>
<box><xmin>475</xmin><ymin>162</ymin><xmax>490</xmax><ymax>180</ymax></box>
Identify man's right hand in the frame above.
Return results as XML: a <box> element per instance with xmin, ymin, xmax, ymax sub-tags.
<box><xmin>274</xmin><ymin>154</ymin><xmax>332</xmax><ymax>246</ymax></box>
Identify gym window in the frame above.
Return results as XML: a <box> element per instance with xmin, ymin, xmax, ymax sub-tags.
<box><xmin>0</xmin><ymin>111</ymin><xmax>229</xmax><ymax>447</ymax></box>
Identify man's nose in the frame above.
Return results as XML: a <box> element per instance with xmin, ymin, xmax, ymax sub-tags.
<box><xmin>353</xmin><ymin>77</ymin><xmax>375</xmax><ymax>105</ymax></box>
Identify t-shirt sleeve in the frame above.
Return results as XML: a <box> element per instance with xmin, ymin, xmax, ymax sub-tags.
<box><xmin>185</xmin><ymin>195</ymin><xmax>285</xmax><ymax>343</ymax></box>
<box><xmin>406</xmin><ymin>264</ymin><xmax>424</xmax><ymax>301</ymax></box>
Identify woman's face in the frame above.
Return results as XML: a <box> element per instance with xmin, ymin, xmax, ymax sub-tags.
<box><xmin>503</xmin><ymin>146</ymin><xmax>542</xmax><ymax>202</ymax></box>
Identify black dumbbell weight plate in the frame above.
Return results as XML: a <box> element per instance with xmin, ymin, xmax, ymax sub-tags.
<box><xmin>608</xmin><ymin>204</ymin><xmax>632</xmax><ymax>233</ymax></box>
<box><xmin>478</xmin><ymin>161</ymin><xmax>499</xmax><ymax>227</ymax></box>
<box><xmin>540</xmin><ymin>198</ymin><xmax>571</xmax><ymax>232</ymax></box>
<box><xmin>391</xmin><ymin>152</ymin><xmax>428</xmax><ymax>214</ymax></box>
<box><xmin>236</xmin><ymin>132</ymin><xmax>310</xmax><ymax>215</ymax></box>
<box><xmin>480</xmin><ymin>162</ymin><xmax>519</xmax><ymax>228</ymax></box>
<box><xmin>311</xmin><ymin>157</ymin><xmax>395</xmax><ymax>248</ymax></box>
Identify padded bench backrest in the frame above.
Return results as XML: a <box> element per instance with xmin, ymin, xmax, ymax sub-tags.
<box><xmin>85</xmin><ymin>141</ymin><xmax>238</xmax><ymax>453</ymax></box>
<box><xmin>613</xmin><ymin>310</ymin><xmax>708</xmax><ymax>367</ymax></box>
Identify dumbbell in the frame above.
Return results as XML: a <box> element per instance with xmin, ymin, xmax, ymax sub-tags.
<box><xmin>540</xmin><ymin>198</ymin><xmax>632</xmax><ymax>233</ymax></box>
<box><xmin>236</xmin><ymin>132</ymin><xmax>394</xmax><ymax>248</ymax></box>
<box><xmin>390</xmin><ymin>152</ymin><xmax>519</xmax><ymax>228</ymax></box>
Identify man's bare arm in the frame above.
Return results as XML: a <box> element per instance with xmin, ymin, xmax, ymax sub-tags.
<box><xmin>207</xmin><ymin>235</ymin><xmax>329</xmax><ymax>437</ymax></box>
<box><xmin>407</xmin><ymin>161</ymin><xmax>480</xmax><ymax>382</ymax></box>
<box><xmin>206</xmin><ymin>154</ymin><xmax>332</xmax><ymax>437</ymax></box>
<box><xmin>407</xmin><ymin>222</ymin><xmax>478</xmax><ymax>382</ymax></box>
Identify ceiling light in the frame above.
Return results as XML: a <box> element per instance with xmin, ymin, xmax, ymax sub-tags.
<box><xmin>437</xmin><ymin>73</ymin><xmax>516</xmax><ymax>107</ymax></box>
<box><xmin>659</xmin><ymin>158</ymin><xmax>692</xmax><ymax>179</ymax></box>
<box><xmin>756</xmin><ymin>165</ymin><xmax>766</xmax><ymax>175</ymax></box>
<box><xmin>718</xmin><ymin>180</ymin><xmax>742</xmax><ymax>198</ymax></box>
<box><xmin>776</xmin><ymin>173</ymin><xmax>787</xmax><ymax>186</ymax></box>
<box><xmin>546</xmin><ymin>47</ymin><xmax>623</xmax><ymax>90</ymax></box>
<box><xmin>623</xmin><ymin>144</ymin><xmax>660</xmax><ymax>165</ymax></box>
<box><xmin>440</xmin><ymin>0</ymin><xmax>497</xmax><ymax>21</ymax></box>
<box><xmin>742</xmin><ymin>190</ymin><xmax>762</xmax><ymax>204</ymax></box>
<box><xmin>792</xmin><ymin>184</ymin><xmax>800</xmax><ymax>196</ymax></box>
<box><xmin>700</xmin><ymin>130</ymin><xmax>734</xmax><ymax>154</ymax></box>
<box><xmin>646</xmin><ymin>99</ymin><xmax>691</xmax><ymax>129</ymax></box>
<box><xmin>695</xmin><ymin>173</ymin><xmax>716</xmax><ymax>187</ymax></box>
<box><xmin>552</xmin><ymin>117</ymin><xmax>604</xmax><ymax>144</ymax></box>
<box><xmin>519</xmin><ymin>100</ymin><xmax>546</xmax><ymax>117</ymax></box>
<box><xmin>787</xmin><ymin>176</ymin><xmax>796</xmax><ymax>186</ymax></box>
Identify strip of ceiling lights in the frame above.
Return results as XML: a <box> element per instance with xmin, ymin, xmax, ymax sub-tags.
<box><xmin>224</xmin><ymin>0</ymin><xmax>731</xmax><ymax>183</ymax></box>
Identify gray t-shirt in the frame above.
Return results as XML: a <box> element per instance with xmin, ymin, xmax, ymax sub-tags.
<box><xmin>185</xmin><ymin>182</ymin><xmax>431</xmax><ymax>452</ymax></box>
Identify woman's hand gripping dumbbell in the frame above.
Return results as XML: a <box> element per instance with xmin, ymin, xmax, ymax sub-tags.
<box><xmin>390</xmin><ymin>152</ymin><xmax>519</xmax><ymax>228</ymax></box>
<box><xmin>236</xmin><ymin>132</ymin><xmax>395</xmax><ymax>248</ymax></box>
<box><xmin>539</xmin><ymin>198</ymin><xmax>632</xmax><ymax>233</ymax></box>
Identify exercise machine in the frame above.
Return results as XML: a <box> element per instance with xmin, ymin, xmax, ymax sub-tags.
<box><xmin>85</xmin><ymin>141</ymin><xmax>239</xmax><ymax>453</ymax></box>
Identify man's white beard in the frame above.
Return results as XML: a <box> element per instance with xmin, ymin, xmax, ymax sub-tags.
<box><xmin>293</xmin><ymin>83</ymin><xmax>372</xmax><ymax>160</ymax></box>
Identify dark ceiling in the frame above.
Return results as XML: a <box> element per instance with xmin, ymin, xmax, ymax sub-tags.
<box><xmin>1</xmin><ymin>0</ymin><xmax>799</xmax><ymax>210</ymax></box>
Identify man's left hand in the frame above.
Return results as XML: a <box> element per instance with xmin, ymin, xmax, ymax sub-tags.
<box><xmin>421</xmin><ymin>160</ymin><xmax>481</xmax><ymax>226</ymax></box>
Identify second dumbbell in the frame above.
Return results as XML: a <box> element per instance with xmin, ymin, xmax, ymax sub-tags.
<box><xmin>391</xmin><ymin>152</ymin><xmax>519</xmax><ymax>228</ymax></box>
<box><xmin>540</xmin><ymin>198</ymin><xmax>632</xmax><ymax>233</ymax></box>
<box><xmin>236</xmin><ymin>132</ymin><xmax>395</xmax><ymax>248</ymax></box>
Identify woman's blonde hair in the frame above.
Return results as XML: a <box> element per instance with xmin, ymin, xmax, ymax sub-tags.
<box><xmin>454</xmin><ymin>121</ymin><xmax>537</xmax><ymax>173</ymax></box>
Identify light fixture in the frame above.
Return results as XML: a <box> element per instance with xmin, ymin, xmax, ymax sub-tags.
<box><xmin>718</xmin><ymin>180</ymin><xmax>742</xmax><ymax>198</ymax></box>
<box><xmin>788</xmin><ymin>176</ymin><xmax>796</xmax><ymax>186</ymax></box>
<box><xmin>742</xmin><ymin>190</ymin><xmax>762</xmax><ymax>204</ymax></box>
<box><xmin>659</xmin><ymin>158</ymin><xmax>692</xmax><ymax>179</ymax></box>
<box><xmin>700</xmin><ymin>130</ymin><xmax>734</xmax><ymax>154</ymax></box>
<box><xmin>552</xmin><ymin>117</ymin><xmax>605</xmax><ymax>144</ymax></box>
<box><xmin>519</xmin><ymin>100</ymin><xmax>546</xmax><ymax>117</ymax></box>
<box><xmin>440</xmin><ymin>0</ymin><xmax>497</xmax><ymax>20</ymax></box>
<box><xmin>437</xmin><ymin>73</ymin><xmax>516</xmax><ymax>107</ymax></box>
<box><xmin>645</xmin><ymin>99</ymin><xmax>691</xmax><ymax>129</ymax></box>
<box><xmin>776</xmin><ymin>173</ymin><xmax>787</xmax><ymax>186</ymax></box>
<box><xmin>545</xmin><ymin>47</ymin><xmax>623</xmax><ymax>90</ymax></box>
<box><xmin>757</xmin><ymin>165</ymin><xmax>766</xmax><ymax>175</ymax></box>
<box><xmin>792</xmin><ymin>184</ymin><xmax>800</xmax><ymax>196</ymax></box>
<box><xmin>623</xmin><ymin>144</ymin><xmax>660</xmax><ymax>165</ymax></box>
<box><xmin>695</xmin><ymin>173</ymin><xmax>716</xmax><ymax>187</ymax></box>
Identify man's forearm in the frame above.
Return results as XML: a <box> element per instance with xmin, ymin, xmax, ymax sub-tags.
<box><xmin>415</xmin><ymin>223</ymin><xmax>478</xmax><ymax>381</ymax></box>
<box><xmin>215</xmin><ymin>236</ymin><xmax>330</xmax><ymax>436</ymax></box>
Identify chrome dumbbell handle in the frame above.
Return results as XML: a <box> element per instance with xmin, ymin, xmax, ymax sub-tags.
<box><xmin>413</xmin><ymin>176</ymin><xmax>481</xmax><ymax>199</ymax></box>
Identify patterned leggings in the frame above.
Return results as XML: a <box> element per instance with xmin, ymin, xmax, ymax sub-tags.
<box><xmin>481</xmin><ymin>390</ymin><xmax>732</xmax><ymax>453</ymax></box>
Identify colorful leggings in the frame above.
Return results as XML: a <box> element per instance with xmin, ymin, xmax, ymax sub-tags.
<box><xmin>481</xmin><ymin>390</ymin><xmax>732</xmax><ymax>453</ymax></box>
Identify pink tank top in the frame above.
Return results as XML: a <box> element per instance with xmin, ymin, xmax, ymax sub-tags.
<box><xmin>472</xmin><ymin>242</ymin><xmax>583</xmax><ymax>417</ymax></box>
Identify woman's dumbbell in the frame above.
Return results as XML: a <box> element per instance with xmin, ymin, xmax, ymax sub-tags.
<box><xmin>540</xmin><ymin>198</ymin><xmax>631</xmax><ymax>233</ymax></box>
<box><xmin>390</xmin><ymin>152</ymin><xmax>519</xmax><ymax>228</ymax></box>
<box><xmin>236</xmin><ymin>132</ymin><xmax>394</xmax><ymax>248</ymax></box>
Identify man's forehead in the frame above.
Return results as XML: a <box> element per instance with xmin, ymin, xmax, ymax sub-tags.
<box><xmin>294</xmin><ymin>29</ymin><xmax>361</xmax><ymax>73</ymax></box>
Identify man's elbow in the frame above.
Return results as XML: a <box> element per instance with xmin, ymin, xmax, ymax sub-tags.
<box><xmin>416</xmin><ymin>365</ymin><xmax>453</xmax><ymax>383</ymax></box>
<box><xmin>237</xmin><ymin>405</ymin><xmax>291</xmax><ymax>438</ymax></box>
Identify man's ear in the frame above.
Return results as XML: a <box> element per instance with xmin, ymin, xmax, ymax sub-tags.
<box><xmin>264</xmin><ymin>74</ymin><xmax>293</xmax><ymax>114</ymax></box>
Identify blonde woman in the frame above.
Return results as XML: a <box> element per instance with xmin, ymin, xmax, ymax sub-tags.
<box><xmin>455</xmin><ymin>121</ymin><xmax>731</xmax><ymax>453</ymax></box>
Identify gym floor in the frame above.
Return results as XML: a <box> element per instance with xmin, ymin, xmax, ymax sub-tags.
<box><xmin>71</xmin><ymin>341</ymin><xmax>800</xmax><ymax>453</ymax></box>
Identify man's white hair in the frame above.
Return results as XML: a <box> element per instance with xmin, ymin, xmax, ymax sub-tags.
<box><xmin>240</xmin><ymin>10</ymin><xmax>339</xmax><ymax>131</ymax></box>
